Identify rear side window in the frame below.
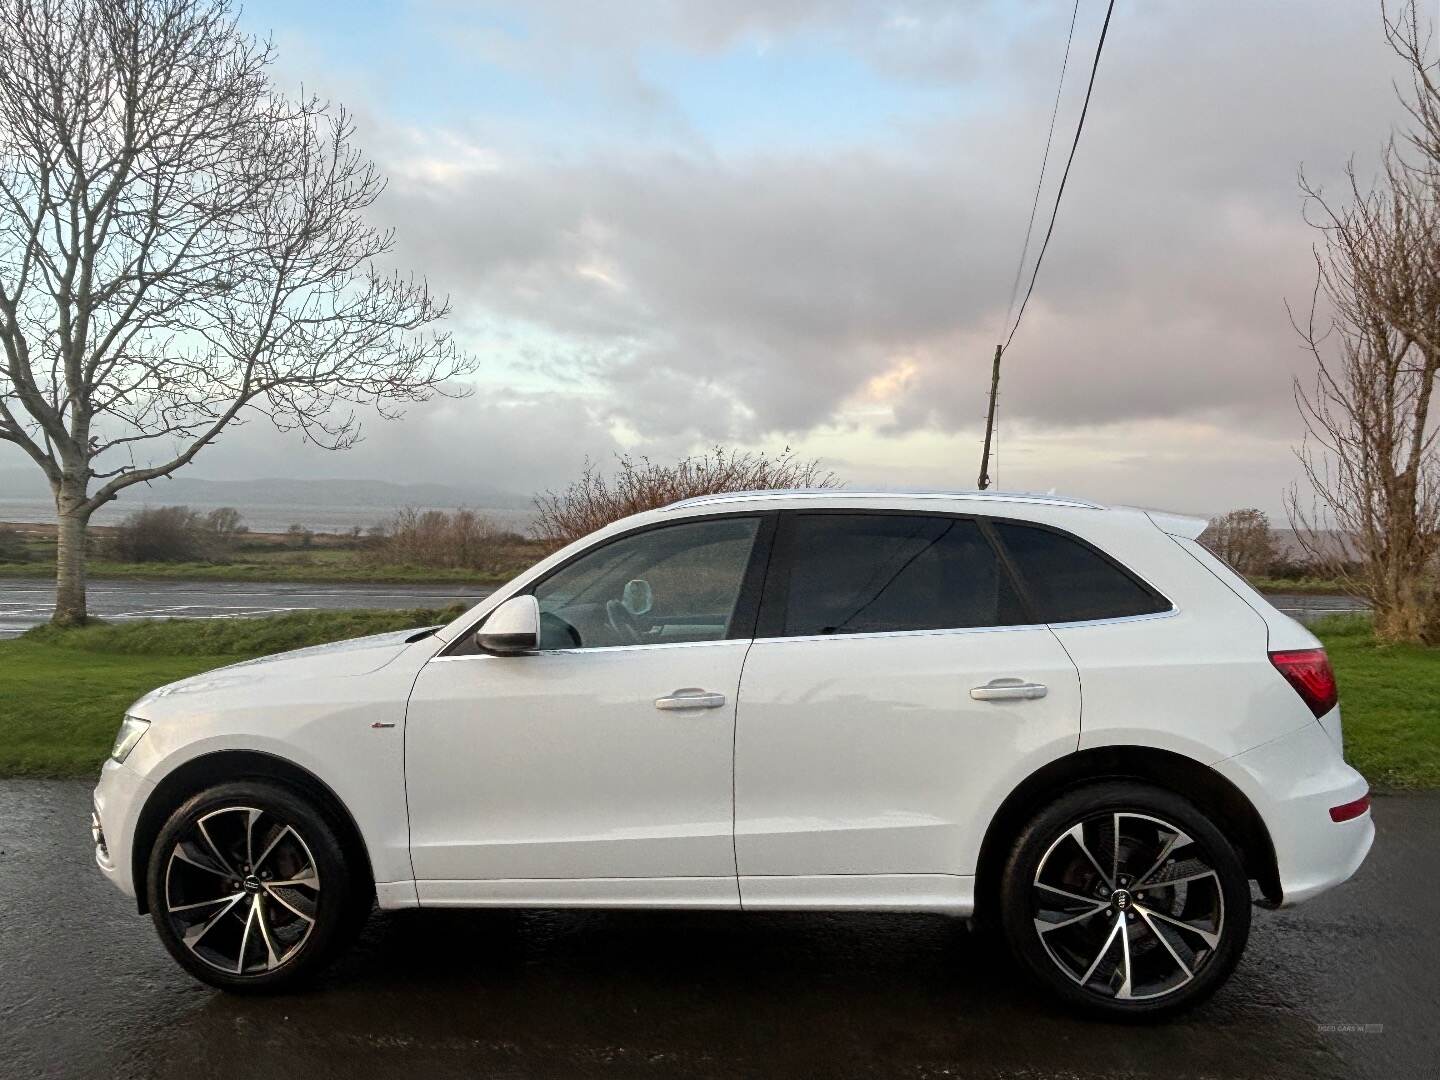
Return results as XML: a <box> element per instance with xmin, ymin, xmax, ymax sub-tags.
<box><xmin>775</xmin><ymin>514</ymin><xmax>1026</xmax><ymax>636</ymax></box>
<box><xmin>993</xmin><ymin>522</ymin><xmax>1169</xmax><ymax>623</ymax></box>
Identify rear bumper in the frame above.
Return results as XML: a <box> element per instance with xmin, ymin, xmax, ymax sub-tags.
<box><xmin>1212</xmin><ymin>718</ymin><xmax>1374</xmax><ymax>906</ymax></box>
<box><xmin>92</xmin><ymin>758</ymin><xmax>155</xmax><ymax>903</ymax></box>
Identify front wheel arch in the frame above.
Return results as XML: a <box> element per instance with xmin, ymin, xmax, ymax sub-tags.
<box><xmin>131</xmin><ymin>750</ymin><xmax>374</xmax><ymax>915</ymax></box>
<box><xmin>973</xmin><ymin>745</ymin><xmax>1280</xmax><ymax>923</ymax></box>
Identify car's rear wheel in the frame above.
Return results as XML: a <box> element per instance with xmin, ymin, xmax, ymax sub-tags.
<box><xmin>999</xmin><ymin>781</ymin><xmax>1251</xmax><ymax>1019</ymax></box>
<box><xmin>146</xmin><ymin>780</ymin><xmax>363</xmax><ymax>992</ymax></box>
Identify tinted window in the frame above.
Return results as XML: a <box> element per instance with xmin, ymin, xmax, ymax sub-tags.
<box><xmin>776</xmin><ymin>514</ymin><xmax>1024</xmax><ymax>636</ymax></box>
<box><xmin>532</xmin><ymin>517</ymin><xmax>760</xmax><ymax>649</ymax></box>
<box><xmin>993</xmin><ymin>522</ymin><xmax>1168</xmax><ymax>623</ymax></box>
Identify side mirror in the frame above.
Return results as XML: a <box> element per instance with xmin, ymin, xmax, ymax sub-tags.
<box><xmin>475</xmin><ymin>595</ymin><xmax>540</xmax><ymax>655</ymax></box>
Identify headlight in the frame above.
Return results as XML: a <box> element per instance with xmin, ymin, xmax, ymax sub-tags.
<box><xmin>111</xmin><ymin>715</ymin><xmax>150</xmax><ymax>763</ymax></box>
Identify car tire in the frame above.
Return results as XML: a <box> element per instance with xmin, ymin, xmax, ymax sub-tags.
<box><xmin>998</xmin><ymin>780</ymin><xmax>1251</xmax><ymax>1020</ymax></box>
<box><xmin>146</xmin><ymin>779</ymin><xmax>365</xmax><ymax>992</ymax></box>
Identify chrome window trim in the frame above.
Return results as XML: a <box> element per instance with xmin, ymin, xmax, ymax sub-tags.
<box><xmin>428</xmin><ymin>608</ymin><xmax>1181</xmax><ymax>662</ymax></box>
<box><xmin>428</xmin><ymin>636</ymin><xmax>750</xmax><ymax>663</ymax></box>
<box><xmin>1042</xmin><ymin>607</ymin><xmax>1182</xmax><ymax>631</ymax></box>
<box><xmin>744</xmin><ymin>608</ymin><xmax>1181</xmax><ymax>645</ymax></box>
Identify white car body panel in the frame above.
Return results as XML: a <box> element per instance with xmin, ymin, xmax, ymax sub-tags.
<box><xmin>406</xmin><ymin>640</ymin><xmax>748</xmax><ymax>894</ymax></box>
<box><xmin>1211</xmin><ymin>716</ymin><xmax>1373</xmax><ymax>905</ymax></box>
<box><xmin>93</xmin><ymin>488</ymin><xmax>1373</xmax><ymax>922</ymax></box>
<box><xmin>121</xmin><ymin>631</ymin><xmax>428</xmax><ymax>889</ymax></box>
<box><xmin>733</xmin><ymin>625</ymin><xmax>1081</xmax><ymax>882</ymax></box>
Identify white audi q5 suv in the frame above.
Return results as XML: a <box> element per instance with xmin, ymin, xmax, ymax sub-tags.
<box><xmin>92</xmin><ymin>490</ymin><xmax>1373</xmax><ymax>1017</ymax></box>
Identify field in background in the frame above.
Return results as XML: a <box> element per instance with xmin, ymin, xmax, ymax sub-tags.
<box><xmin>0</xmin><ymin>608</ymin><xmax>1434</xmax><ymax>789</ymax></box>
<box><xmin>0</xmin><ymin>520</ymin><xmax>544</xmax><ymax>585</ymax></box>
<box><xmin>2</xmin><ymin>519</ymin><xmax>1355</xmax><ymax>593</ymax></box>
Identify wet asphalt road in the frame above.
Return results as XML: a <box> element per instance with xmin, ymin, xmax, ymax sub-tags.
<box><xmin>1</xmin><ymin>782</ymin><xmax>1435</xmax><ymax>1079</ymax></box>
<box><xmin>0</xmin><ymin>579</ymin><xmax>494</xmax><ymax>637</ymax></box>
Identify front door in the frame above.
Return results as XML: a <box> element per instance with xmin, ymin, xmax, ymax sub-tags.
<box><xmin>734</xmin><ymin>511</ymin><xmax>1082</xmax><ymax>910</ymax></box>
<box><xmin>405</xmin><ymin>514</ymin><xmax>769</xmax><ymax>907</ymax></box>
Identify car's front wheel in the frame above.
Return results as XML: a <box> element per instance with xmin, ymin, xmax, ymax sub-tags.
<box><xmin>146</xmin><ymin>779</ymin><xmax>364</xmax><ymax>992</ymax></box>
<box><xmin>999</xmin><ymin>781</ymin><xmax>1252</xmax><ymax>1019</ymax></box>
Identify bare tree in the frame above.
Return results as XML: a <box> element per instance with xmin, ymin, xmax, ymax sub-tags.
<box><xmin>0</xmin><ymin>0</ymin><xmax>473</xmax><ymax>623</ymax></box>
<box><xmin>1288</xmin><ymin>2</ymin><xmax>1440</xmax><ymax>643</ymax></box>
<box><xmin>532</xmin><ymin>446</ymin><xmax>840</xmax><ymax>550</ymax></box>
<box><xmin>1201</xmin><ymin>508</ymin><xmax>1277</xmax><ymax>577</ymax></box>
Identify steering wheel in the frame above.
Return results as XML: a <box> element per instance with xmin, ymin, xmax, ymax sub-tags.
<box><xmin>605</xmin><ymin>599</ymin><xmax>644</xmax><ymax>644</ymax></box>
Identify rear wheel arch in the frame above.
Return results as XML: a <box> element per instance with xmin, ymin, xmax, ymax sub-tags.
<box><xmin>131</xmin><ymin>750</ymin><xmax>375</xmax><ymax>915</ymax></box>
<box><xmin>974</xmin><ymin>745</ymin><xmax>1281</xmax><ymax>918</ymax></box>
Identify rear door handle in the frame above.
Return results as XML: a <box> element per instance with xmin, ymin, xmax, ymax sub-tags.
<box><xmin>970</xmin><ymin>680</ymin><xmax>1048</xmax><ymax>702</ymax></box>
<box><xmin>655</xmin><ymin>688</ymin><xmax>727</xmax><ymax>711</ymax></box>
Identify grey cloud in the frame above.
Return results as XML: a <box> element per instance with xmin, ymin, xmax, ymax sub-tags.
<box><xmin>171</xmin><ymin>390</ymin><xmax>625</xmax><ymax>498</ymax></box>
<box><xmin>5</xmin><ymin>1</ymin><xmax>1403</xmax><ymax>510</ymax></box>
<box><xmin>376</xmin><ymin>0</ymin><xmax>1398</xmax><ymax>448</ymax></box>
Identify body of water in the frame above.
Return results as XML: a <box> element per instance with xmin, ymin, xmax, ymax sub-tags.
<box><xmin>0</xmin><ymin>499</ymin><xmax>536</xmax><ymax>536</ymax></box>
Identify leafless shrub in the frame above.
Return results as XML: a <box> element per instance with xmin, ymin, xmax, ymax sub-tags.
<box><xmin>203</xmin><ymin>507</ymin><xmax>249</xmax><ymax>550</ymax></box>
<box><xmin>531</xmin><ymin>446</ymin><xmax>841</xmax><ymax>550</ymax></box>
<box><xmin>0</xmin><ymin>525</ymin><xmax>30</xmax><ymax>562</ymax></box>
<box><xmin>366</xmin><ymin>507</ymin><xmax>535</xmax><ymax>574</ymax></box>
<box><xmin>108</xmin><ymin>505</ymin><xmax>246</xmax><ymax>562</ymax></box>
<box><xmin>1200</xmin><ymin>509</ymin><xmax>1279</xmax><ymax>577</ymax></box>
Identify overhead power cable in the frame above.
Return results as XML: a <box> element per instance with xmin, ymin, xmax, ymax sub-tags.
<box><xmin>1002</xmin><ymin>0</ymin><xmax>1082</xmax><ymax>332</ymax></box>
<box><xmin>1000</xmin><ymin>0</ymin><xmax>1117</xmax><ymax>355</ymax></box>
<box><xmin>977</xmin><ymin>0</ymin><xmax>1118</xmax><ymax>490</ymax></box>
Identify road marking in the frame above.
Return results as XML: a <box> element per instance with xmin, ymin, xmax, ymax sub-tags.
<box><xmin>107</xmin><ymin>606</ymin><xmax>316</xmax><ymax>621</ymax></box>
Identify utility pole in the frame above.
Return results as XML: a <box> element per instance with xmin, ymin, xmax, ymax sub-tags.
<box><xmin>976</xmin><ymin>342</ymin><xmax>1002</xmax><ymax>490</ymax></box>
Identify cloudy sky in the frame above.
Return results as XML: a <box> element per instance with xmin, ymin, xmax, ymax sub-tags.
<box><xmin>5</xmin><ymin>0</ymin><xmax>1413</xmax><ymax>516</ymax></box>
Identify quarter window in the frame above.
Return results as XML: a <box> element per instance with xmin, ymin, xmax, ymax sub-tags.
<box><xmin>992</xmin><ymin>522</ymin><xmax>1169</xmax><ymax>623</ymax></box>
<box><xmin>774</xmin><ymin>514</ymin><xmax>1025</xmax><ymax>636</ymax></box>
<box><xmin>531</xmin><ymin>517</ymin><xmax>760</xmax><ymax>649</ymax></box>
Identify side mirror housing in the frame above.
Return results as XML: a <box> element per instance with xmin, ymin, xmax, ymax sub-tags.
<box><xmin>475</xmin><ymin>595</ymin><xmax>540</xmax><ymax>655</ymax></box>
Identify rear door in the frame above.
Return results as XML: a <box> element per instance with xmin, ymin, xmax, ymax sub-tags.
<box><xmin>733</xmin><ymin>511</ymin><xmax>1082</xmax><ymax>909</ymax></box>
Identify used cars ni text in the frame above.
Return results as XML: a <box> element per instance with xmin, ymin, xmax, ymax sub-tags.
<box><xmin>92</xmin><ymin>489</ymin><xmax>1373</xmax><ymax>1017</ymax></box>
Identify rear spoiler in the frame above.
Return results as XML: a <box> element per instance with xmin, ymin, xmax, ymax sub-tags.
<box><xmin>1144</xmin><ymin>510</ymin><xmax>1208</xmax><ymax>540</ymax></box>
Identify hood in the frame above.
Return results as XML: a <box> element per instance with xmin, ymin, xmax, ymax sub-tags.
<box><xmin>130</xmin><ymin>628</ymin><xmax>429</xmax><ymax>707</ymax></box>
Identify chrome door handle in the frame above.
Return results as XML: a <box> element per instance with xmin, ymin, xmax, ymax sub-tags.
<box><xmin>655</xmin><ymin>688</ymin><xmax>728</xmax><ymax>711</ymax></box>
<box><xmin>970</xmin><ymin>680</ymin><xmax>1048</xmax><ymax>702</ymax></box>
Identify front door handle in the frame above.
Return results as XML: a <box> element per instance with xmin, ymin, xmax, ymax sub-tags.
<box><xmin>655</xmin><ymin>688</ymin><xmax>728</xmax><ymax>711</ymax></box>
<box><xmin>970</xmin><ymin>679</ymin><xmax>1048</xmax><ymax>702</ymax></box>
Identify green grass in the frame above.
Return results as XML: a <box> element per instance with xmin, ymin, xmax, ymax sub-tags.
<box><xmin>0</xmin><ymin>645</ymin><xmax>240</xmax><ymax>776</ymax></box>
<box><xmin>1250</xmin><ymin>576</ymin><xmax>1353</xmax><ymax>596</ymax></box>
<box><xmin>19</xmin><ymin>605</ymin><xmax>464</xmax><ymax>657</ymax></box>
<box><xmin>0</xmin><ymin>607</ymin><xmax>462</xmax><ymax>777</ymax></box>
<box><xmin>2</xmin><ymin>607</ymin><xmax>1437</xmax><ymax>788</ymax></box>
<box><xmin>1311</xmin><ymin>614</ymin><xmax>1440</xmax><ymax>790</ymax></box>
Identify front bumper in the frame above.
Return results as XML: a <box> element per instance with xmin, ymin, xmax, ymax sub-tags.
<box><xmin>92</xmin><ymin>758</ymin><xmax>156</xmax><ymax>902</ymax></box>
<box><xmin>1212</xmin><ymin>718</ymin><xmax>1374</xmax><ymax>906</ymax></box>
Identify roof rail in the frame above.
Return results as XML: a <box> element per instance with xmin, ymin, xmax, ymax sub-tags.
<box><xmin>661</xmin><ymin>488</ymin><xmax>1106</xmax><ymax>511</ymax></box>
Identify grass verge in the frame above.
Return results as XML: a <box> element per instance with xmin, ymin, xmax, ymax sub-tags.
<box><xmin>1308</xmin><ymin>614</ymin><xmax>1440</xmax><ymax>790</ymax></box>
<box><xmin>1</xmin><ymin>608</ymin><xmax>1436</xmax><ymax>788</ymax></box>
<box><xmin>1249</xmin><ymin>576</ymin><xmax>1353</xmax><ymax>596</ymax></box>
<box><xmin>0</xmin><ymin>607</ymin><xmax>462</xmax><ymax>777</ymax></box>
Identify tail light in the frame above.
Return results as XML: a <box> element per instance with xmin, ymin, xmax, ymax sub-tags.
<box><xmin>1270</xmin><ymin>648</ymin><xmax>1339</xmax><ymax>717</ymax></box>
<box><xmin>1329</xmin><ymin>793</ymin><xmax>1370</xmax><ymax>823</ymax></box>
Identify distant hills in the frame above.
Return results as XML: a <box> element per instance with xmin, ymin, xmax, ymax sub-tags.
<box><xmin>0</xmin><ymin>468</ymin><xmax>532</xmax><ymax>513</ymax></box>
